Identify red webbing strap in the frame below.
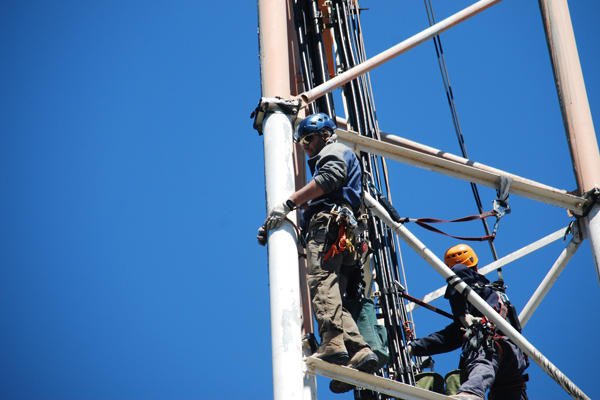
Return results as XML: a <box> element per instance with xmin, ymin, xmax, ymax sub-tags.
<box><xmin>413</xmin><ymin>210</ymin><xmax>497</xmax><ymax>242</ymax></box>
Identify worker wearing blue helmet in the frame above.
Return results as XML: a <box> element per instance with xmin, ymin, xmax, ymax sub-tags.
<box><xmin>262</xmin><ymin>112</ymin><xmax>378</xmax><ymax>393</ymax></box>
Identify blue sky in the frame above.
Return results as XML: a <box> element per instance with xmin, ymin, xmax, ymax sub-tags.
<box><xmin>1</xmin><ymin>1</ymin><xmax>599</xmax><ymax>399</ymax></box>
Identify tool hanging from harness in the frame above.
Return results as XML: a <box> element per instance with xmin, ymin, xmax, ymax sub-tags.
<box><xmin>462</xmin><ymin>319</ymin><xmax>497</xmax><ymax>356</ymax></box>
<box><xmin>323</xmin><ymin>204</ymin><xmax>358</xmax><ymax>261</ymax></box>
<box><xmin>376</xmin><ymin>177</ymin><xmax>513</xmax><ymax>242</ymax></box>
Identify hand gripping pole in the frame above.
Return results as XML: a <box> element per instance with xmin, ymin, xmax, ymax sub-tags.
<box><xmin>364</xmin><ymin>192</ymin><xmax>590</xmax><ymax>400</ymax></box>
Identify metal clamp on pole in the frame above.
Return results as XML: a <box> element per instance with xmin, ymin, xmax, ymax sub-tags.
<box><xmin>579</xmin><ymin>187</ymin><xmax>600</xmax><ymax>218</ymax></box>
<box><xmin>250</xmin><ymin>97</ymin><xmax>300</xmax><ymax>135</ymax></box>
<box><xmin>492</xmin><ymin>176</ymin><xmax>512</xmax><ymax>236</ymax></box>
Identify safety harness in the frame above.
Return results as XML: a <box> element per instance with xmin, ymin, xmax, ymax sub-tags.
<box><xmin>491</xmin><ymin>373</ymin><xmax>529</xmax><ymax>391</ymax></box>
<box><xmin>473</xmin><ymin>280</ymin><xmax>523</xmax><ymax>333</ymax></box>
<box><xmin>489</xmin><ymin>340</ymin><xmax>530</xmax><ymax>392</ymax></box>
<box><xmin>445</xmin><ymin>275</ymin><xmax>521</xmax><ymax>353</ymax></box>
<box><xmin>446</xmin><ymin>276</ymin><xmax>530</xmax><ymax>392</ymax></box>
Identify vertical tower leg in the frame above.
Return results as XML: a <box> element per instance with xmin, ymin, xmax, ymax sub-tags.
<box><xmin>258</xmin><ymin>1</ymin><xmax>305</xmax><ymax>399</ymax></box>
<box><xmin>539</xmin><ymin>0</ymin><xmax>600</xmax><ymax>287</ymax></box>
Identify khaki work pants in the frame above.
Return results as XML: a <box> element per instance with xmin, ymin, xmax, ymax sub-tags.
<box><xmin>306</xmin><ymin>209</ymin><xmax>370</xmax><ymax>356</ymax></box>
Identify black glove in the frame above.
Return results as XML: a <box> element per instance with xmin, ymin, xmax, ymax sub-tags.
<box><xmin>257</xmin><ymin>225</ymin><xmax>268</xmax><ymax>246</ymax></box>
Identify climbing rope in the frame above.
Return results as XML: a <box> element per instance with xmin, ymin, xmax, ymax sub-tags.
<box><xmin>424</xmin><ymin>0</ymin><xmax>501</xmax><ymax>262</ymax></box>
<box><xmin>403</xmin><ymin>320</ymin><xmax>416</xmax><ymax>342</ymax></box>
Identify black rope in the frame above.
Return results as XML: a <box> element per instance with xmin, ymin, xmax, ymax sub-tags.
<box><xmin>398</xmin><ymin>291</ymin><xmax>454</xmax><ymax>320</ymax></box>
<box><xmin>329</xmin><ymin>0</ymin><xmax>415</xmax><ymax>384</ymax></box>
<box><xmin>424</xmin><ymin>0</ymin><xmax>499</xmax><ymax>260</ymax></box>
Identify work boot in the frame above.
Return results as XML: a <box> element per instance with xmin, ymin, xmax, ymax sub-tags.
<box><xmin>329</xmin><ymin>379</ymin><xmax>355</xmax><ymax>394</ymax></box>
<box><xmin>312</xmin><ymin>330</ymin><xmax>349</xmax><ymax>365</ymax></box>
<box><xmin>450</xmin><ymin>393</ymin><xmax>483</xmax><ymax>400</ymax></box>
<box><xmin>349</xmin><ymin>347</ymin><xmax>379</xmax><ymax>373</ymax></box>
<box><xmin>330</xmin><ymin>348</ymin><xmax>379</xmax><ymax>394</ymax></box>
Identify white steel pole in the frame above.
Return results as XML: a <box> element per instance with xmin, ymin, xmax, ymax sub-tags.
<box><xmin>519</xmin><ymin>238</ymin><xmax>581</xmax><ymax>327</ymax></box>
<box><xmin>539</xmin><ymin>0</ymin><xmax>600</xmax><ymax>287</ymax></box>
<box><xmin>364</xmin><ymin>192</ymin><xmax>591</xmax><ymax>400</ymax></box>
<box><xmin>258</xmin><ymin>1</ymin><xmax>304</xmax><ymax>399</ymax></box>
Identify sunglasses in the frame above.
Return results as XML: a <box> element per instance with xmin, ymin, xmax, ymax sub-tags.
<box><xmin>299</xmin><ymin>134</ymin><xmax>317</xmax><ymax>146</ymax></box>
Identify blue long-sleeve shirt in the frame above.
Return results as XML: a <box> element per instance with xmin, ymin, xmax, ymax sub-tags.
<box><xmin>300</xmin><ymin>141</ymin><xmax>362</xmax><ymax>230</ymax></box>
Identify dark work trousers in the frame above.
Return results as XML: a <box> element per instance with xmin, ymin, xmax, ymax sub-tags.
<box><xmin>306</xmin><ymin>209</ymin><xmax>370</xmax><ymax>356</ymax></box>
<box><xmin>461</xmin><ymin>338</ymin><xmax>529</xmax><ymax>400</ymax></box>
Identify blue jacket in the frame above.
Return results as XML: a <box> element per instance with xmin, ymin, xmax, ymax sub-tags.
<box><xmin>300</xmin><ymin>141</ymin><xmax>362</xmax><ymax>229</ymax></box>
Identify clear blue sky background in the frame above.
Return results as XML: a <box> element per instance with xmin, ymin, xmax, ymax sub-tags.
<box><xmin>1</xmin><ymin>1</ymin><xmax>599</xmax><ymax>399</ymax></box>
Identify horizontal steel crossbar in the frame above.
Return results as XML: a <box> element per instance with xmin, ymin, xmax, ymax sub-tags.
<box><xmin>304</xmin><ymin>357</ymin><xmax>452</xmax><ymax>400</ymax></box>
<box><xmin>337</xmin><ymin>129</ymin><xmax>586</xmax><ymax>213</ymax></box>
<box><xmin>406</xmin><ymin>226</ymin><xmax>568</xmax><ymax>312</ymax></box>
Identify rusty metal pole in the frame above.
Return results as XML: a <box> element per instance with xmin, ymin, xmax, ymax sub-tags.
<box><xmin>258</xmin><ymin>1</ymin><xmax>304</xmax><ymax>399</ymax></box>
<box><xmin>539</xmin><ymin>0</ymin><xmax>600</xmax><ymax>287</ymax></box>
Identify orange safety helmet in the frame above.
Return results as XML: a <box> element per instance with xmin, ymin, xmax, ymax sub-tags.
<box><xmin>444</xmin><ymin>244</ymin><xmax>479</xmax><ymax>269</ymax></box>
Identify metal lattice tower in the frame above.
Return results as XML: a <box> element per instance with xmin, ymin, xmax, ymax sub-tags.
<box><xmin>255</xmin><ymin>1</ymin><xmax>599</xmax><ymax>399</ymax></box>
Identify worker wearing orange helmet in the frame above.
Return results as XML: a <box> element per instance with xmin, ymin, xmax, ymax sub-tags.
<box><xmin>407</xmin><ymin>244</ymin><xmax>529</xmax><ymax>400</ymax></box>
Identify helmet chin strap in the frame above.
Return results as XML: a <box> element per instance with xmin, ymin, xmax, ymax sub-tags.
<box><xmin>325</xmin><ymin>131</ymin><xmax>337</xmax><ymax>144</ymax></box>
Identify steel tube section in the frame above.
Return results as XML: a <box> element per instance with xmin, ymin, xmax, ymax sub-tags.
<box><xmin>476</xmin><ymin>227</ymin><xmax>567</xmax><ymax>276</ymax></box>
<box><xmin>296</xmin><ymin>0</ymin><xmax>503</xmax><ymax>107</ymax></box>
<box><xmin>539</xmin><ymin>0</ymin><xmax>600</xmax><ymax>287</ymax></box>
<box><xmin>407</xmin><ymin>226</ymin><xmax>567</xmax><ymax>312</ymax></box>
<box><xmin>585</xmin><ymin>203</ymin><xmax>600</xmax><ymax>288</ymax></box>
<box><xmin>377</xmin><ymin>131</ymin><xmax>579</xmax><ymax>210</ymax></box>
<box><xmin>539</xmin><ymin>0</ymin><xmax>600</xmax><ymax>193</ymax></box>
<box><xmin>305</xmin><ymin>357</ymin><xmax>450</xmax><ymax>400</ymax></box>
<box><xmin>337</xmin><ymin>129</ymin><xmax>586</xmax><ymax>213</ymax></box>
<box><xmin>258</xmin><ymin>0</ymin><xmax>292</xmax><ymax>97</ymax></box>
<box><xmin>258</xmin><ymin>1</ymin><xmax>304</xmax><ymax>399</ymax></box>
<box><xmin>364</xmin><ymin>192</ymin><xmax>591</xmax><ymax>400</ymax></box>
<box><xmin>263</xmin><ymin>111</ymin><xmax>305</xmax><ymax>400</ymax></box>
<box><xmin>519</xmin><ymin>239</ymin><xmax>581</xmax><ymax>327</ymax></box>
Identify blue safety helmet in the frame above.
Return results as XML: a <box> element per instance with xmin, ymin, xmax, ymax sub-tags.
<box><xmin>294</xmin><ymin>113</ymin><xmax>337</xmax><ymax>143</ymax></box>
